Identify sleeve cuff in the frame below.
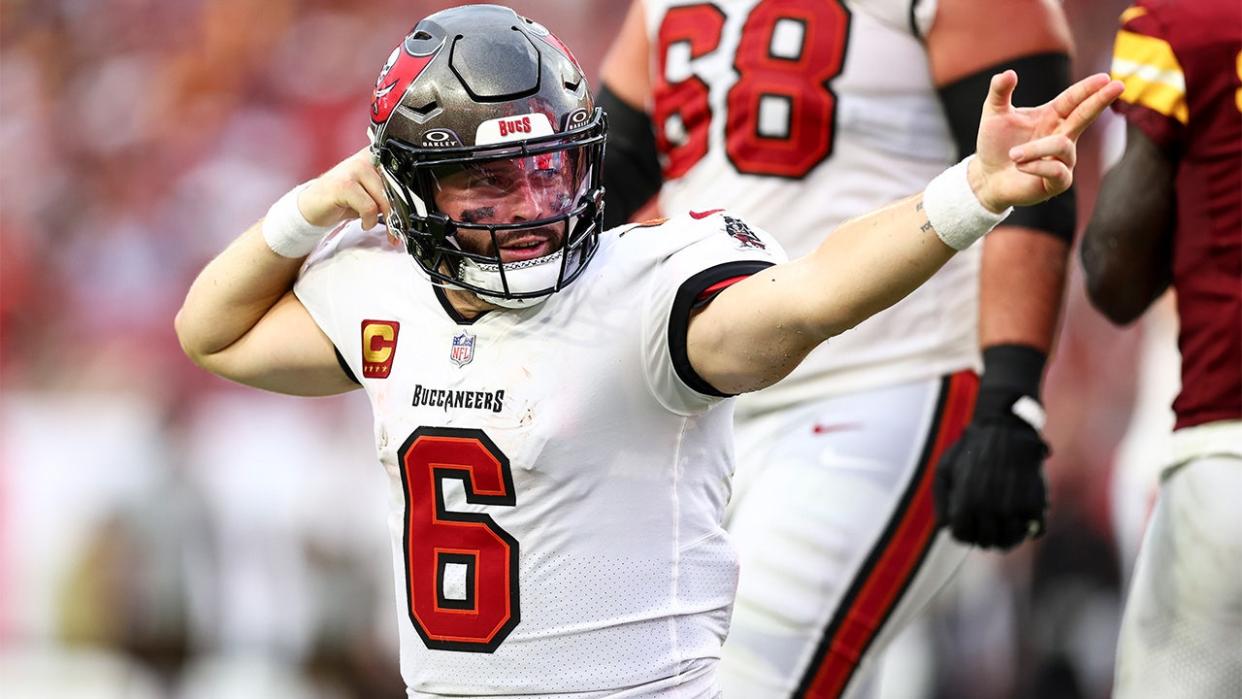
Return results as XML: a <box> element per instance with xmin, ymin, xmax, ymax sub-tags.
<box><xmin>667</xmin><ymin>260</ymin><xmax>775</xmax><ymax>398</ymax></box>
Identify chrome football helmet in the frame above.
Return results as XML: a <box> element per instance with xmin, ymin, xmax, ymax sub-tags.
<box><xmin>368</xmin><ymin>4</ymin><xmax>606</xmax><ymax>308</ymax></box>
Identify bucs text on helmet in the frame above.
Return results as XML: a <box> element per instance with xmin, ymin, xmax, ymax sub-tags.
<box><xmin>368</xmin><ymin>4</ymin><xmax>607</xmax><ymax>308</ymax></box>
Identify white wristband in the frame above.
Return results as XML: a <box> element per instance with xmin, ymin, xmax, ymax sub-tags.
<box><xmin>262</xmin><ymin>183</ymin><xmax>337</xmax><ymax>258</ymax></box>
<box><xmin>922</xmin><ymin>156</ymin><xmax>1012</xmax><ymax>251</ymax></box>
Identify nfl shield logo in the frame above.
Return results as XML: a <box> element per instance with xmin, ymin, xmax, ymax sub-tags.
<box><xmin>449</xmin><ymin>331</ymin><xmax>476</xmax><ymax>367</ymax></box>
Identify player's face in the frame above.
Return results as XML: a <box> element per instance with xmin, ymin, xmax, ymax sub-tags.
<box><xmin>432</xmin><ymin>151</ymin><xmax>584</xmax><ymax>263</ymax></box>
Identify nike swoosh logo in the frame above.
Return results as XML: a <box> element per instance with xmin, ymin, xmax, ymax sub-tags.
<box><xmin>689</xmin><ymin>209</ymin><xmax>724</xmax><ymax>219</ymax></box>
<box><xmin>812</xmin><ymin>423</ymin><xmax>861</xmax><ymax>435</ymax></box>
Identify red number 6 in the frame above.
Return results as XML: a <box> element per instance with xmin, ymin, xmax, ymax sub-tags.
<box><xmin>398</xmin><ymin>427</ymin><xmax>519</xmax><ymax>653</ymax></box>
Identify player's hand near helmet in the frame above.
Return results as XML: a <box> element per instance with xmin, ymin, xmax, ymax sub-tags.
<box><xmin>176</xmin><ymin>147</ymin><xmax>390</xmax><ymax>397</ymax></box>
<box><xmin>297</xmin><ymin>146</ymin><xmax>392</xmax><ymax>230</ymax></box>
<box><xmin>967</xmin><ymin>71</ymin><xmax>1123</xmax><ymax>213</ymax></box>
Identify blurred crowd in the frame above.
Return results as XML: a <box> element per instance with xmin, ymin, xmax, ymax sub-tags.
<box><xmin>1</xmin><ymin>1</ymin><xmax>1172</xmax><ymax>697</ymax></box>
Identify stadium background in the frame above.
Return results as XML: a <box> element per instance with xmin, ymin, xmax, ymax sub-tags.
<box><xmin>0</xmin><ymin>0</ymin><xmax>1172</xmax><ymax>697</ymax></box>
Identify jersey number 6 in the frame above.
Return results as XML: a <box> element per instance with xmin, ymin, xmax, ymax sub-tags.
<box><xmin>653</xmin><ymin>0</ymin><xmax>850</xmax><ymax>180</ymax></box>
<box><xmin>398</xmin><ymin>426</ymin><xmax>519</xmax><ymax>653</ymax></box>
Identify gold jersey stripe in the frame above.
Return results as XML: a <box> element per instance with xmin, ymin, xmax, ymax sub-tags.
<box><xmin>1114</xmin><ymin>30</ymin><xmax>1183</xmax><ymax>76</ymax></box>
<box><xmin>1114</xmin><ymin>73</ymin><xmax>1189</xmax><ymax>123</ymax></box>
<box><xmin>1236</xmin><ymin>50</ymin><xmax>1241</xmax><ymax>114</ymax></box>
<box><xmin>1112</xmin><ymin>30</ymin><xmax>1189</xmax><ymax>124</ymax></box>
<box><xmin>1119</xmin><ymin>6</ymin><xmax>1148</xmax><ymax>24</ymax></box>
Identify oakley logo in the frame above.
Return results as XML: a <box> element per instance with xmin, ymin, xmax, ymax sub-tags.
<box><xmin>422</xmin><ymin>129</ymin><xmax>461</xmax><ymax>148</ymax></box>
<box><xmin>565</xmin><ymin>108</ymin><xmax>590</xmax><ymax>129</ymax></box>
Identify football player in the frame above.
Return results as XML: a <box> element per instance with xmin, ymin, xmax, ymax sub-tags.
<box><xmin>1080</xmin><ymin>1</ymin><xmax>1241</xmax><ymax>696</ymax></box>
<box><xmin>174</xmin><ymin>5</ymin><xmax>1119</xmax><ymax>695</ymax></box>
<box><xmin>598</xmin><ymin>0</ymin><xmax>1082</xmax><ymax>694</ymax></box>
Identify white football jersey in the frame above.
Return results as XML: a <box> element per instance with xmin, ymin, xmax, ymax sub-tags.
<box><xmin>293</xmin><ymin>212</ymin><xmax>784</xmax><ymax>697</ymax></box>
<box><xmin>644</xmin><ymin>0</ymin><xmax>980</xmax><ymax>411</ymax></box>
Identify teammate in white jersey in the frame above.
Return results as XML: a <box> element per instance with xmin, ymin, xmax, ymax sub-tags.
<box><xmin>174</xmin><ymin>4</ymin><xmax>1119</xmax><ymax>696</ymax></box>
<box><xmin>598</xmin><ymin>0</ymin><xmax>1079</xmax><ymax>695</ymax></box>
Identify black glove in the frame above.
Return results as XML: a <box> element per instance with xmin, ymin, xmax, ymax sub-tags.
<box><xmin>934</xmin><ymin>345</ymin><xmax>1050</xmax><ymax>549</ymax></box>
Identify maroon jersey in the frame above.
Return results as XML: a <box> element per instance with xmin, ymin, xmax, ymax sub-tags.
<box><xmin>1111</xmin><ymin>0</ymin><xmax>1242</xmax><ymax>429</ymax></box>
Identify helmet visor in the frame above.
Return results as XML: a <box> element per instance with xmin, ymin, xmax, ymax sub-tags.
<box><xmin>384</xmin><ymin>129</ymin><xmax>605</xmax><ymax>301</ymax></box>
<box><xmin>427</xmin><ymin>147</ymin><xmax>591</xmax><ymax>229</ymax></box>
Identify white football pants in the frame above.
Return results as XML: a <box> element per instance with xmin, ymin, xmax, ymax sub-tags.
<box><xmin>1113</xmin><ymin>453</ymin><xmax>1242</xmax><ymax>699</ymax></box>
<box><xmin>720</xmin><ymin>373</ymin><xmax>977</xmax><ymax>698</ymax></box>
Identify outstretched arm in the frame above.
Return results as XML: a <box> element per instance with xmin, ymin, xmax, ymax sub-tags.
<box><xmin>174</xmin><ymin>147</ymin><xmax>391</xmax><ymax>395</ymax></box>
<box><xmin>687</xmin><ymin>72</ymin><xmax>1123</xmax><ymax>394</ymax></box>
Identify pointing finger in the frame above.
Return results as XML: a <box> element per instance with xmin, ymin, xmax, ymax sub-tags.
<box><xmin>1060</xmin><ymin>78</ymin><xmax>1126</xmax><ymax>140</ymax></box>
<box><xmin>1048</xmin><ymin>73</ymin><xmax>1111</xmax><ymax>118</ymax></box>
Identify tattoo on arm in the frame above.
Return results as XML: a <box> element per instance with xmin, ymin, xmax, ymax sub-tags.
<box><xmin>917</xmin><ymin>200</ymin><xmax>933</xmax><ymax>233</ymax></box>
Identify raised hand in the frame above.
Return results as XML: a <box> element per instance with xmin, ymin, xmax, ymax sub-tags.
<box><xmin>297</xmin><ymin>146</ymin><xmax>392</xmax><ymax>230</ymax></box>
<box><xmin>968</xmin><ymin>71</ymin><xmax>1124</xmax><ymax>213</ymax></box>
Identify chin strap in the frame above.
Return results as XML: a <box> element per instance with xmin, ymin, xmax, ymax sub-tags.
<box><xmin>475</xmin><ymin>293</ymin><xmax>553</xmax><ymax>309</ymax></box>
<box><xmin>456</xmin><ymin>251</ymin><xmax>565</xmax><ymax>308</ymax></box>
